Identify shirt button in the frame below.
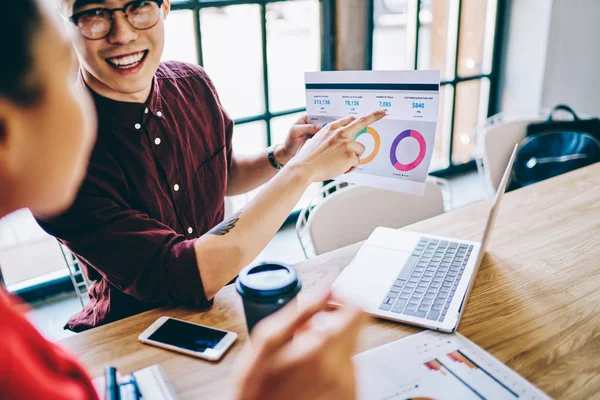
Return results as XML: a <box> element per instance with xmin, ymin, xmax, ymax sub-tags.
<box><xmin>173</xmin><ymin>184</ymin><xmax>180</xmax><ymax>192</ymax></box>
<box><xmin>157</xmin><ymin>111</ymin><xmax>163</xmax><ymax>117</ymax></box>
<box><xmin>187</xmin><ymin>227</ymin><xmax>193</xmax><ymax>234</ymax></box>
<box><xmin>154</xmin><ymin>138</ymin><xmax>161</xmax><ymax>145</ymax></box>
<box><xmin>134</xmin><ymin>123</ymin><xmax>141</xmax><ymax>130</ymax></box>
<box><xmin>144</xmin><ymin>107</ymin><xmax>149</xmax><ymax>114</ymax></box>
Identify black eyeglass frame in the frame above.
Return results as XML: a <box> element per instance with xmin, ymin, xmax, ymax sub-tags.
<box><xmin>69</xmin><ymin>0</ymin><xmax>165</xmax><ymax>40</ymax></box>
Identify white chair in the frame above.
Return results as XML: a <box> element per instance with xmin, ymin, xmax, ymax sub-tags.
<box><xmin>58</xmin><ymin>242</ymin><xmax>90</xmax><ymax>307</ymax></box>
<box><xmin>296</xmin><ymin>178</ymin><xmax>451</xmax><ymax>258</ymax></box>
<box><xmin>475</xmin><ymin>109</ymin><xmax>590</xmax><ymax>197</ymax></box>
<box><xmin>475</xmin><ymin>113</ymin><xmax>542</xmax><ymax>197</ymax></box>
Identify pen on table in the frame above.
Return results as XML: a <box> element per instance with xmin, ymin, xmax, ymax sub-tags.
<box><xmin>105</xmin><ymin>366</ymin><xmax>120</xmax><ymax>400</ymax></box>
<box><xmin>125</xmin><ymin>373</ymin><xmax>142</xmax><ymax>400</ymax></box>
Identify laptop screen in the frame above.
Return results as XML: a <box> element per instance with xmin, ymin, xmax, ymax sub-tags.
<box><xmin>478</xmin><ymin>144</ymin><xmax>519</xmax><ymax>256</ymax></box>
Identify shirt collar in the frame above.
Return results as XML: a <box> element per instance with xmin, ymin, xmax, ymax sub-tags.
<box><xmin>78</xmin><ymin>69</ymin><xmax>164</xmax><ymax>129</ymax></box>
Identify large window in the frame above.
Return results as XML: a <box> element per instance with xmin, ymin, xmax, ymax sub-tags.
<box><xmin>370</xmin><ymin>0</ymin><xmax>503</xmax><ymax>172</ymax></box>
<box><xmin>165</xmin><ymin>0</ymin><xmax>331</xmax><ymax>210</ymax></box>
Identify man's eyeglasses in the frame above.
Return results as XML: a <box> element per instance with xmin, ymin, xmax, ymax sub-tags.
<box><xmin>69</xmin><ymin>0</ymin><xmax>164</xmax><ymax>40</ymax></box>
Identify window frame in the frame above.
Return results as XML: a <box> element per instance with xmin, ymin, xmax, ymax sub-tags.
<box><xmin>171</xmin><ymin>0</ymin><xmax>336</xmax><ymax>146</ymax></box>
<box><xmin>366</xmin><ymin>0</ymin><xmax>507</xmax><ymax>175</ymax></box>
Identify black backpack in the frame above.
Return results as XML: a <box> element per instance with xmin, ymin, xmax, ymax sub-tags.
<box><xmin>508</xmin><ymin>105</ymin><xmax>600</xmax><ymax>191</ymax></box>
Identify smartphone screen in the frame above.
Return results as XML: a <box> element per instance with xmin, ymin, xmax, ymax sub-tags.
<box><xmin>148</xmin><ymin>319</ymin><xmax>227</xmax><ymax>353</ymax></box>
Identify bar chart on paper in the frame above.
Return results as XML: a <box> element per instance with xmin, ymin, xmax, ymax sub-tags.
<box><xmin>354</xmin><ymin>331</ymin><xmax>550</xmax><ymax>400</ymax></box>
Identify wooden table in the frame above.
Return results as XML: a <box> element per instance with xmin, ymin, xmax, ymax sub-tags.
<box><xmin>60</xmin><ymin>164</ymin><xmax>600</xmax><ymax>399</ymax></box>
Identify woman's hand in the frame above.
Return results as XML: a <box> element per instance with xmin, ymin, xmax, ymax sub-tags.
<box><xmin>232</xmin><ymin>291</ymin><xmax>367</xmax><ymax>400</ymax></box>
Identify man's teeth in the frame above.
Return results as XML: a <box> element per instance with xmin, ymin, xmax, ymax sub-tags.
<box><xmin>108</xmin><ymin>51</ymin><xmax>145</xmax><ymax>68</ymax></box>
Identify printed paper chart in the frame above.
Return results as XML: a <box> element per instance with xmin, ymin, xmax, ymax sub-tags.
<box><xmin>350</xmin><ymin>118</ymin><xmax>437</xmax><ymax>190</ymax></box>
<box><xmin>305</xmin><ymin>70</ymin><xmax>440</xmax><ymax>195</ymax></box>
<box><xmin>308</xmin><ymin>116</ymin><xmax>437</xmax><ymax>194</ymax></box>
<box><xmin>354</xmin><ymin>331</ymin><xmax>550</xmax><ymax>400</ymax></box>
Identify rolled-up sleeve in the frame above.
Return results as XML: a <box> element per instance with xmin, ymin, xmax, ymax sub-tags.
<box><xmin>37</xmin><ymin>157</ymin><xmax>208</xmax><ymax>308</ymax></box>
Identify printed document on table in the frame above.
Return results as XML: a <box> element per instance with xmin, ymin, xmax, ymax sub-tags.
<box><xmin>305</xmin><ymin>70</ymin><xmax>440</xmax><ymax>195</ymax></box>
<box><xmin>354</xmin><ymin>330</ymin><xmax>551</xmax><ymax>400</ymax></box>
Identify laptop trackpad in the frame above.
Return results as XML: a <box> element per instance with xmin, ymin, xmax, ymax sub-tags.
<box><xmin>332</xmin><ymin>245</ymin><xmax>410</xmax><ymax>311</ymax></box>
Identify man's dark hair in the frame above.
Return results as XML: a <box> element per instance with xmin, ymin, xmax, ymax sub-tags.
<box><xmin>1</xmin><ymin>1</ymin><xmax>42</xmax><ymax>105</ymax></box>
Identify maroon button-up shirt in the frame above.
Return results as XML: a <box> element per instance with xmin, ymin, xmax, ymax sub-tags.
<box><xmin>37</xmin><ymin>62</ymin><xmax>233</xmax><ymax>332</ymax></box>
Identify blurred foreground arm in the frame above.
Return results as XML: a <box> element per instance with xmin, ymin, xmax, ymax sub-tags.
<box><xmin>232</xmin><ymin>292</ymin><xmax>367</xmax><ymax>400</ymax></box>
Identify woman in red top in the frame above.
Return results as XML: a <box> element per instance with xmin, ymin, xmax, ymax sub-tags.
<box><xmin>1</xmin><ymin>1</ymin><xmax>366</xmax><ymax>399</ymax></box>
<box><xmin>0</xmin><ymin>0</ymin><xmax>99</xmax><ymax>397</ymax></box>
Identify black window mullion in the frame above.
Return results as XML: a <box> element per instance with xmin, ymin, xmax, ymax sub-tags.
<box><xmin>259</xmin><ymin>2</ymin><xmax>273</xmax><ymax>146</ymax></box>
<box><xmin>233</xmin><ymin>107</ymin><xmax>306</xmax><ymax>126</ymax></box>
<box><xmin>170</xmin><ymin>1</ymin><xmax>195</xmax><ymax>11</ymax></box>
<box><xmin>365</xmin><ymin>0</ymin><xmax>375</xmax><ymax>70</ymax></box>
<box><xmin>320</xmin><ymin>0</ymin><xmax>336</xmax><ymax>71</ymax></box>
<box><xmin>198</xmin><ymin>0</ymin><xmax>284</xmax><ymax>6</ymax></box>
<box><xmin>442</xmin><ymin>73</ymin><xmax>490</xmax><ymax>86</ymax></box>
<box><xmin>270</xmin><ymin>106</ymin><xmax>307</xmax><ymax>119</ymax></box>
<box><xmin>487</xmin><ymin>0</ymin><xmax>507</xmax><ymax>117</ymax></box>
<box><xmin>447</xmin><ymin>0</ymin><xmax>463</xmax><ymax>167</ymax></box>
<box><xmin>413</xmin><ymin>0</ymin><xmax>421</xmax><ymax>70</ymax></box>
<box><xmin>193</xmin><ymin>1</ymin><xmax>204</xmax><ymax>66</ymax></box>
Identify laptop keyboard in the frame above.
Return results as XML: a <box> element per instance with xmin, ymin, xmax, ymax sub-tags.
<box><xmin>379</xmin><ymin>238</ymin><xmax>473</xmax><ymax>323</ymax></box>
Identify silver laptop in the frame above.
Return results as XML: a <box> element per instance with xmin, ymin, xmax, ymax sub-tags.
<box><xmin>332</xmin><ymin>144</ymin><xmax>518</xmax><ymax>333</ymax></box>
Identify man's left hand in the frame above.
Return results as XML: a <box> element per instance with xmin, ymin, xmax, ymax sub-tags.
<box><xmin>277</xmin><ymin>114</ymin><xmax>319</xmax><ymax>165</ymax></box>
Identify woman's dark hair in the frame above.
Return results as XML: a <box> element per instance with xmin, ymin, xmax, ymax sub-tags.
<box><xmin>1</xmin><ymin>1</ymin><xmax>42</xmax><ymax>105</ymax></box>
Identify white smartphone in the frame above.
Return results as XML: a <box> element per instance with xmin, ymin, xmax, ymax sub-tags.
<box><xmin>138</xmin><ymin>316</ymin><xmax>237</xmax><ymax>361</ymax></box>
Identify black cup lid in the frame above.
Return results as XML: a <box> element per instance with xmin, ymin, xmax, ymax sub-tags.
<box><xmin>236</xmin><ymin>262</ymin><xmax>300</xmax><ymax>298</ymax></box>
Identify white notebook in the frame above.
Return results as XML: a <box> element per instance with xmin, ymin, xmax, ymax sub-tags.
<box><xmin>133</xmin><ymin>364</ymin><xmax>179</xmax><ymax>400</ymax></box>
<box><xmin>354</xmin><ymin>331</ymin><xmax>550</xmax><ymax>400</ymax></box>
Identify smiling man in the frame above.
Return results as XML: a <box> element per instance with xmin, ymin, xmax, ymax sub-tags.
<box><xmin>37</xmin><ymin>0</ymin><xmax>384</xmax><ymax>332</ymax></box>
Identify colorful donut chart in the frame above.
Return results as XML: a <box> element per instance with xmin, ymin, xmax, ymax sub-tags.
<box><xmin>354</xmin><ymin>126</ymin><xmax>381</xmax><ymax>165</ymax></box>
<box><xmin>390</xmin><ymin>129</ymin><xmax>427</xmax><ymax>171</ymax></box>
